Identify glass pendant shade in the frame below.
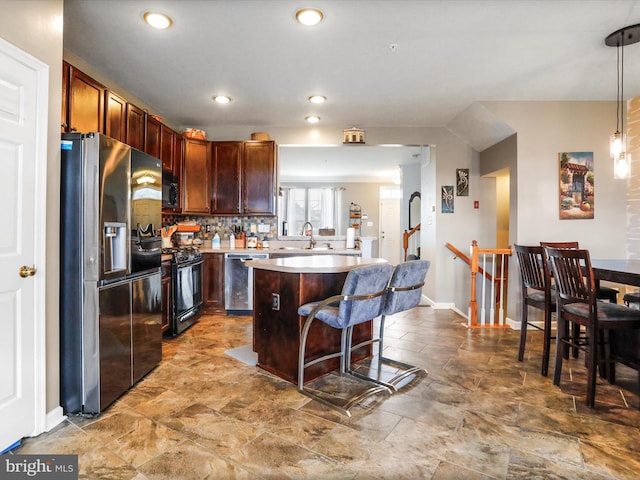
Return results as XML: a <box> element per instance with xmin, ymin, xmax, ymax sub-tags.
<box><xmin>614</xmin><ymin>152</ymin><xmax>631</xmax><ymax>179</ymax></box>
<box><xmin>610</xmin><ymin>131</ymin><xmax>625</xmax><ymax>158</ymax></box>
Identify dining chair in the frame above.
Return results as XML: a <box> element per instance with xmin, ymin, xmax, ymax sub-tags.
<box><xmin>545</xmin><ymin>247</ymin><xmax>640</xmax><ymax>408</ymax></box>
<box><xmin>297</xmin><ymin>263</ymin><xmax>395</xmax><ymax>416</ymax></box>
<box><xmin>540</xmin><ymin>241</ymin><xmax>619</xmax><ymax>303</ymax></box>
<box><xmin>347</xmin><ymin>259</ymin><xmax>431</xmax><ymax>390</ymax></box>
<box><xmin>514</xmin><ymin>245</ymin><xmax>555</xmax><ymax>376</ymax></box>
<box><xmin>541</xmin><ymin>241</ymin><xmax>619</xmax><ymax>362</ymax></box>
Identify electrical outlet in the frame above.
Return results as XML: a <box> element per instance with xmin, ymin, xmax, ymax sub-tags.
<box><xmin>258</xmin><ymin>224</ymin><xmax>270</xmax><ymax>233</ymax></box>
<box><xmin>271</xmin><ymin>293</ymin><xmax>280</xmax><ymax>311</ymax></box>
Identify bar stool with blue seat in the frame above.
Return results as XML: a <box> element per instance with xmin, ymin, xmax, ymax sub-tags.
<box><xmin>347</xmin><ymin>259</ymin><xmax>431</xmax><ymax>390</ymax></box>
<box><xmin>297</xmin><ymin>262</ymin><xmax>394</xmax><ymax>417</ymax></box>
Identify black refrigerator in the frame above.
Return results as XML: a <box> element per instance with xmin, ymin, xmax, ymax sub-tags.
<box><xmin>60</xmin><ymin>133</ymin><xmax>162</xmax><ymax>414</ymax></box>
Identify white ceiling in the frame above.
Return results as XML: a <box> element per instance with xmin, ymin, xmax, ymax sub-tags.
<box><xmin>63</xmin><ymin>0</ymin><xmax>640</xmax><ymax>179</ymax></box>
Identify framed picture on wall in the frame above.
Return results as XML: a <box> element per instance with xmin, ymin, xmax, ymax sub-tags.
<box><xmin>456</xmin><ymin>168</ymin><xmax>469</xmax><ymax>196</ymax></box>
<box><xmin>441</xmin><ymin>185</ymin><xmax>454</xmax><ymax>213</ymax></box>
<box><xmin>559</xmin><ymin>151</ymin><xmax>594</xmax><ymax>220</ymax></box>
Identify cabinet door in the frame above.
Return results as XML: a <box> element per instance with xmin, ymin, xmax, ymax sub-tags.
<box><xmin>173</xmin><ymin>133</ymin><xmax>183</xmax><ymax>178</ymax></box>
<box><xmin>104</xmin><ymin>91</ymin><xmax>126</xmax><ymax>142</ymax></box>
<box><xmin>182</xmin><ymin>138</ymin><xmax>211</xmax><ymax>214</ymax></box>
<box><xmin>68</xmin><ymin>66</ymin><xmax>105</xmax><ymax>134</ymax></box>
<box><xmin>202</xmin><ymin>253</ymin><xmax>225</xmax><ymax>313</ymax></box>
<box><xmin>243</xmin><ymin>141</ymin><xmax>277</xmax><ymax>215</ymax></box>
<box><xmin>160</xmin><ymin>124</ymin><xmax>175</xmax><ymax>172</ymax></box>
<box><xmin>125</xmin><ymin>103</ymin><xmax>146</xmax><ymax>150</ymax></box>
<box><xmin>145</xmin><ymin>115</ymin><xmax>161</xmax><ymax>158</ymax></box>
<box><xmin>61</xmin><ymin>61</ymin><xmax>69</xmax><ymax>132</ymax></box>
<box><xmin>211</xmin><ymin>141</ymin><xmax>242</xmax><ymax>214</ymax></box>
<box><xmin>161</xmin><ymin>261</ymin><xmax>172</xmax><ymax>334</ymax></box>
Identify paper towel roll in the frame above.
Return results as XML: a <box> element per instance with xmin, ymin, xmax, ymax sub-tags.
<box><xmin>346</xmin><ymin>227</ymin><xmax>355</xmax><ymax>249</ymax></box>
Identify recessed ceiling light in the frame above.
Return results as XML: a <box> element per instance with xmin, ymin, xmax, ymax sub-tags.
<box><xmin>308</xmin><ymin>95</ymin><xmax>326</xmax><ymax>104</ymax></box>
<box><xmin>296</xmin><ymin>8</ymin><xmax>324</xmax><ymax>26</ymax></box>
<box><xmin>306</xmin><ymin>116</ymin><xmax>320</xmax><ymax>123</ymax></box>
<box><xmin>144</xmin><ymin>12</ymin><xmax>173</xmax><ymax>29</ymax></box>
<box><xmin>212</xmin><ymin>95</ymin><xmax>231</xmax><ymax>104</ymax></box>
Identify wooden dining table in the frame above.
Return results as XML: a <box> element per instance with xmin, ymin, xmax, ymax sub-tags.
<box><xmin>592</xmin><ymin>259</ymin><xmax>640</xmax><ymax>288</ymax></box>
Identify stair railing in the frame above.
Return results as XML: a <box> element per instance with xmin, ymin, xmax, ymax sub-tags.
<box><xmin>445</xmin><ymin>241</ymin><xmax>512</xmax><ymax>328</ymax></box>
<box><xmin>403</xmin><ymin>223</ymin><xmax>420</xmax><ymax>261</ymax></box>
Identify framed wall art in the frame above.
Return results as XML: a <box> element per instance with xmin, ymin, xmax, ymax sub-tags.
<box><xmin>558</xmin><ymin>151</ymin><xmax>594</xmax><ymax>220</ymax></box>
<box><xmin>441</xmin><ymin>185</ymin><xmax>454</xmax><ymax>213</ymax></box>
<box><xmin>456</xmin><ymin>168</ymin><xmax>469</xmax><ymax>196</ymax></box>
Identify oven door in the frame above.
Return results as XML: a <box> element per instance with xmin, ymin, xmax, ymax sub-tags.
<box><xmin>173</xmin><ymin>258</ymin><xmax>203</xmax><ymax>335</ymax></box>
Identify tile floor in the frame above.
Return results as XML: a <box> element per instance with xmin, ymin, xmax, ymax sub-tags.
<box><xmin>9</xmin><ymin>306</ymin><xmax>640</xmax><ymax>479</ymax></box>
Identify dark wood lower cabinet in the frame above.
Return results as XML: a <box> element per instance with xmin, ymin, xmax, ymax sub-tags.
<box><xmin>202</xmin><ymin>253</ymin><xmax>225</xmax><ymax>314</ymax></box>
<box><xmin>253</xmin><ymin>269</ymin><xmax>371</xmax><ymax>383</ymax></box>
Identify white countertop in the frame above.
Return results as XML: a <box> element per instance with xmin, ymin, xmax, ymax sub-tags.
<box><xmin>249</xmin><ymin>255</ymin><xmax>387</xmax><ymax>274</ymax></box>
<box><xmin>198</xmin><ymin>247</ymin><xmax>361</xmax><ymax>256</ymax></box>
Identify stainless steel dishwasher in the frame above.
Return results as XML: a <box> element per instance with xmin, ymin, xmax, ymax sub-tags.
<box><xmin>224</xmin><ymin>252</ymin><xmax>269</xmax><ymax>314</ymax></box>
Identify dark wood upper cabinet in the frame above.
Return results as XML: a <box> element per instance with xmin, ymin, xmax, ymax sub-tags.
<box><xmin>211</xmin><ymin>141</ymin><xmax>242</xmax><ymax>214</ymax></box>
<box><xmin>125</xmin><ymin>103</ymin><xmax>145</xmax><ymax>151</ymax></box>
<box><xmin>61</xmin><ymin>61</ymin><xmax>69</xmax><ymax>132</ymax></box>
<box><xmin>160</xmin><ymin>124</ymin><xmax>175</xmax><ymax>172</ymax></box>
<box><xmin>243</xmin><ymin>141</ymin><xmax>277</xmax><ymax>215</ymax></box>
<box><xmin>104</xmin><ymin>90</ymin><xmax>126</xmax><ymax>142</ymax></box>
<box><xmin>68</xmin><ymin>66</ymin><xmax>105</xmax><ymax>134</ymax></box>
<box><xmin>182</xmin><ymin>138</ymin><xmax>211</xmax><ymax>214</ymax></box>
<box><xmin>145</xmin><ymin>115</ymin><xmax>161</xmax><ymax>158</ymax></box>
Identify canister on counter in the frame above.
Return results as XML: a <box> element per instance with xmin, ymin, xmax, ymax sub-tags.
<box><xmin>246</xmin><ymin>234</ymin><xmax>258</xmax><ymax>248</ymax></box>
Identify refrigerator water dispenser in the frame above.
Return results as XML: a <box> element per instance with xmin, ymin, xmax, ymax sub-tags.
<box><xmin>103</xmin><ymin>222</ymin><xmax>127</xmax><ymax>274</ymax></box>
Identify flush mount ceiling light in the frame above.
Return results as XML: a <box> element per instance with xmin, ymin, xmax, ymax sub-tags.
<box><xmin>212</xmin><ymin>95</ymin><xmax>231</xmax><ymax>104</ymax></box>
<box><xmin>308</xmin><ymin>95</ymin><xmax>326</xmax><ymax>104</ymax></box>
<box><xmin>305</xmin><ymin>115</ymin><xmax>320</xmax><ymax>123</ymax></box>
<box><xmin>143</xmin><ymin>12</ymin><xmax>173</xmax><ymax>29</ymax></box>
<box><xmin>606</xmin><ymin>23</ymin><xmax>640</xmax><ymax>179</ymax></box>
<box><xmin>296</xmin><ymin>8</ymin><xmax>324</xmax><ymax>26</ymax></box>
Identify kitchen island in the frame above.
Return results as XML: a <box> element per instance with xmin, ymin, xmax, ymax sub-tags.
<box><xmin>250</xmin><ymin>255</ymin><xmax>388</xmax><ymax>383</ymax></box>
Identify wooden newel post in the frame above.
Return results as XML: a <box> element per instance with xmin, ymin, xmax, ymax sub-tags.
<box><xmin>469</xmin><ymin>240</ymin><xmax>478</xmax><ymax>326</ymax></box>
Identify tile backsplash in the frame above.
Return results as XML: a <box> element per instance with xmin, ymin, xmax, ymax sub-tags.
<box><xmin>162</xmin><ymin>215</ymin><xmax>277</xmax><ymax>240</ymax></box>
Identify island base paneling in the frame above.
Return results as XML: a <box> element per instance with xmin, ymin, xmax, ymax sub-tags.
<box><xmin>253</xmin><ymin>269</ymin><xmax>372</xmax><ymax>383</ymax></box>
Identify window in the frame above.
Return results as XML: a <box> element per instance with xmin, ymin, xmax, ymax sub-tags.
<box><xmin>279</xmin><ymin>187</ymin><xmax>344</xmax><ymax>235</ymax></box>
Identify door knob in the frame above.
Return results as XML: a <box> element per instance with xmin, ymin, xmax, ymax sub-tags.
<box><xmin>19</xmin><ymin>265</ymin><xmax>37</xmax><ymax>278</ymax></box>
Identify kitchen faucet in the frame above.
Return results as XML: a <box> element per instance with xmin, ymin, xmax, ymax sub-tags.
<box><xmin>300</xmin><ymin>222</ymin><xmax>316</xmax><ymax>249</ymax></box>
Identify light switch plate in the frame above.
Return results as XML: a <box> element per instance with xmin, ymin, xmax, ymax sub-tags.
<box><xmin>271</xmin><ymin>293</ymin><xmax>280</xmax><ymax>310</ymax></box>
<box><xmin>258</xmin><ymin>224</ymin><xmax>270</xmax><ymax>233</ymax></box>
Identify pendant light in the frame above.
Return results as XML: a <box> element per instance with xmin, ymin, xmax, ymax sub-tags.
<box><xmin>605</xmin><ymin>24</ymin><xmax>640</xmax><ymax>179</ymax></box>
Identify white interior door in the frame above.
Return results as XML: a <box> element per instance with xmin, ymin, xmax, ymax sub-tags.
<box><xmin>379</xmin><ymin>187</ymin><xmax>401</xmax><ymax>265</ymax></box>
<box><xmin>0</xmin><ymin>37</ymin><xmax>48</xmax><ymax>452</ymax></box>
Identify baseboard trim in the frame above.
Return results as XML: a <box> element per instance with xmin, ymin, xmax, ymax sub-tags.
<box><xmin>45</xmin><ymin>406</ymin><xmax>66</xmax><ymax>432</ymax></box>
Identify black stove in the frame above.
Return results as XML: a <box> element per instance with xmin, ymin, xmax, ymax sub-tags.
<box><xmin>162</xmin><ymin>246</ymin><xmax>203</xmax><ymax>336</ymax></box>
<box><xmin>162</xmin><ymin>246</ymin><xmax>202</xmax><ymax>265</ymax></box>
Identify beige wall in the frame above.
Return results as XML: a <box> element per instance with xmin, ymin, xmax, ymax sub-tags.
<box><xmin>0</xmin><ymin>0</ymin><xmax>64</xmax><ymax>413</ymax></box>
<box><xmin>483</xmin><ymin>101</ymin><xmax>627</xmax><ymax>259</ymax></box>
<box><xmin>481</xmin><ymin>101</ymin><xmax>630</xmax><ymax>321</ymax></box>
<box><xmin>628</xmin><ymin>96</ymin><xmax>640</xmax><ymax>259</ymax></box>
